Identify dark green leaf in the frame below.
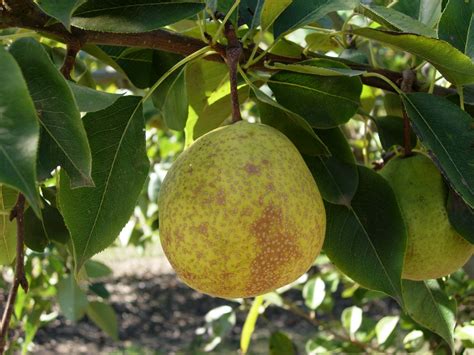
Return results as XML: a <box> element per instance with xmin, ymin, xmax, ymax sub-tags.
<box><xmin>373</xmin><ymin>115</ymin><xmax>417</xmax><ymax>150</ymax></box>
<box><xmin>305</xmin><ymin>128</ymin><xmax>358</xmax><ymax>206</ymax></box>
<box><xmin>324</xmin><ymin>166</ymin><xmax>406</xmax><ymax>304</ymax></box>
<box><xmin>86</xmin><ymin>301</ymin><xmax>119</xmax><ymax>340</ymax></box>
<box><xmin>0</xmin><ymin>46</ymin><xmax>40</xmax><ymax>215</ymax></box>
<box><xmin>152</xmin><ymin>67</ymin><xmax>188</xmax><ymax>130</ymax></box>
<box><xmin>37</xmin><ymin>0</ymin><xmax>86</xmax><ymax>29</ymax></box>
<box><xmin>57</xmin><ymin>275</ymin><xmax>88</xmax><ymax>321</ymax></box>
<box><xmin>447</xmin><ymin>188</ymin><xmax>474</xmax><ymax>244</ymax></box>
<box><xmin>356</xmin><ymin>4</ymin><xmax>436</xmax><ymax>37</ymax></box>
<box><xmin>438</xmin><ymin>0</ymin><xmax>474</xmax><ymax>58</ymax></box>
<box><xmin>72</xmin><ymin>0</ymin><xmax>205</xmax><ymax>33</ymax></box>
<box><xmin>24</xmin><ymin>208</ymin><xmax>49</xmax><ymax>252</ymax></box>
<box><xmin>402</xmin><ymin>279</ymin><xmax>456</xmax><ymax>350</ymax></box>
<box><xmin>402</xmin><ymin>93</ymin><xmax>474</xmax><ymax>208</ymax></box>
<box><xmin>59</xmin><ymin>96</ymin><xmax>149</xmax><ymax>271</ymax></box>
<box><xmin>273</xmin><ymin>0</ymin><xmax>360</xmax><ymax>38</ymax></box>
<box><xmin>89</xmin><ymin>282</ymin><xmax>110</xmax><ymax>299</ymax></box>
<box><xmin>9</xmin><ymin>38</ymin><xmax>93</xmax><ymax>188</ymax></box>
<box><xmin>353</xmin><ymin>28</ymin><xmax>474</xmax><ymax>85</ymax></box>
<box><xmin>68</xmin><ymin>82</ymin><xmax>122</xmax><ymax>112</ymax></box>
<box><xmin>268</xmin><ymin>59</ymin><xmax>362</xmax><ymax>128</ymax></box>
<box><xmin>0</xmin><ymin>185</ymin><xmax>18</xmax><ymax>265</ymax></box>
<box><xmin>269</xmin><ymin>331</ymin><xmax>296</xmax><ymax>355</ymax></box>
<box><xmin>84</xmin><ymin>260</ymin><xmax>113</xmax><ymax>278</ymax></box>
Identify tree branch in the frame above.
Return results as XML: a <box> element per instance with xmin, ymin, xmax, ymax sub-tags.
<box><xmin>223</xmin><ymin>20</ymin><xmax>243</xmax><ymax>123</ymax></box>
<box><xmin>0</xmin><ymin>194</ymin><xmax>28</xmax><ymax>354</ymax></box>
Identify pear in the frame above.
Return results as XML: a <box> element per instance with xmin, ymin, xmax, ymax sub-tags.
<box><xmin>158</xmin><ymin>121</ymin><xmax>326</xmax><ymax>298</ymax></box>
<box><xmin>380</xmin><ymin>153</ymin><xmax>474</xmax><ymax>280</ymax></box>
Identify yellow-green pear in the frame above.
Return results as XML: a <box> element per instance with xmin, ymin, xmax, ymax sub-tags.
<box><xmin>158</xmin><ymin>121</ymin><xmax>326</xmax><ymax>298</ymax></box>
<box><xmin>380</xmin><ymin>153</ymin><xmax>474</xmax><ymax>280</ymax></box>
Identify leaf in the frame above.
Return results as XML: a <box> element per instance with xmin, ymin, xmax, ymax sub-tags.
<box><xmin>240</xmin><ymin>296</ymin><xmax>264</xmax><ymax>354</ymax></box>
<box><xmin>353</xmin><ymin>28</ymin><xmax>474</xmax><ymax>85</ymax></box>
<box><xmin>269</xmin><ymin>332</ymin><xmax>296</xmax><ymax>355</ymax></box>
<box><xmin>305</xmin><ymin>128</ymin><xmax>359</xmax><ymax>206</ymax></box>
<box><xmin>375</xmin><ymin>316</ymin><xmax>399</xmax><ymax>345</ymax></box>
<box><xmin>302</xmin><ymin>277</ymin><xmax>326</xmax><ymax>310</ymax></box>
<box><xmin>341</xmin><ymin>306</ymin><xmax>363</xmax><ymax>338</ymax></box>
<box><xmin>9</xmin><ymin>38</ymin><xmax>93</xmax><ymax>188</ymax></box>
<box><xmin>0</xmin><ymin>185</ymin><xmax>18</xmax><ymax>265</ymax></box>
<box><xmin>373</xmin><ymin>115</ymin><xmax>417</xmax><ymax>150</ymax></box>
<box><xmin>403</xmin><ymin>329</ymin><xmax>425</xmax><ymax>351</ymax></box>
<box><xmin>71</xmin><ymin>0</ymin><xmax>205</xmax><ymax>33</ymax></box>
<box><xmin>0</xmin><ymin>47</ymin><xmax>40</xmax><ymax>216</ymax></box>
<box><xmin>37</xmin><ymin>0</ymin><xmax>86</xmax><ymax>29</ymax></box>
<box><xmin>446</xmin><ymin>188</ymin><xmax>474</xmax><ymax>244</ymax></box>
<box><xmin>68</xmin><ymin>82</ymin><xmax>122</xmax><ymax>112</ymax></box>
<box><xmin>152</xmin><ymin>67</ymin><xmax>189</xmax><ymax>130</ymax></box>
<box><xmin>84</xmin><ymin>260</ymin><xmax>113</xmax><ymax>278</ymax></box>
<box><xmin>324</xmin><ymin>166</ymin><xmax>406</xmax><ymax>304</ymax></box>
<box><xmin>273</xmin><ymin>0</ymin><xmax>360</xmax><ymax>38</ymax></box>
<box><xmin>418</xmin><ymin>0</ymin><xmax>442</xmax><ymax>28</ymax></box>
<box><xmin>268</xmin><ymin>59</ymin><xmax>362</xmax><ymax>128</ymax></box>
<box><xmin>57</xmin><ymin>275</ymin><xmax>88</xmax><ymax>321</ymax></box>
<box><xmin>252</xmin><ymin>86</ymin><xmax>329</xmax><ymax>156</ymax></box>
<box><xmin>270</xmin><ymin>61</ymin><xmax>365</xmax><ymax>76</ymax></box>
<box><xmin>59</xmin><ymin>96</ymin><xmax>149</xmax><ymax>271</ymax></box>
<box><xmin>260</xmin><ymin>0</ymin><xmax>292</xmax><ymax>32</ymax></box>
<box><xmin>402</xmin><ymin>93</ymin><xmax>474</xmax><ymax>208</ymax></box>
<box><xmin>402</xmin><ymin>279</ymin><xmax>456</xmax><ymax>350</ymax></box>
<box><xmin>86</xmin><ymin>301</ymin><xmax>119</xmax><ymax>340</ymax></box>
<box><xmin>438</xmin><ymin>0</ymin><xmax>474</xmax><ymax>58</ymax></box>
<box><xmin>356</xmin><ymin>4</ymin><xmax>436</xmax><ymax>37</ymax></box>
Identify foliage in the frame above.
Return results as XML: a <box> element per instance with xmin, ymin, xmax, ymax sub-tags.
<box><xmin>0</xmin><ymin>0</ymin><xmax>473</xmax><ymax>353</ymax></box>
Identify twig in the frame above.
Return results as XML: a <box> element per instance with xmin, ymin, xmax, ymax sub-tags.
<box><xmin>400</xmin><ymin>69</ymin><xmax>415</xmax><ymax>157</ymax></box>
<box><xmin>223</xmin><ymin>21</ymin><xmax>242</xmax><ymax>123</ymax></box>
<box><xmin>0</xmin><ymin>194</ymin><xmax>27</xmax><ymax>354</ymax></box>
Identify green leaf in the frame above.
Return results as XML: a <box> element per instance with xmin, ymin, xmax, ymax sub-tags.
<box><xmin>268</xmin><ymin>59</ymin><xmax>362</xmax><ymax>128</ymax></box>
<box><xmin>260</xmin><ymin>0</ymin><xmax>292</xmax><ymax>32</ymax></box>
<box><xmin>273</xmin><ymin>0</ymin><xmax>360</xmax><ymax>38</ymax></box>
<box><xmin>59</xmin><ymin>96</ymin><xmax>149</xmax><ymax>271</ymax></box>
<box><xmin>402</xmin><ymin>279</ymin><xmax>456</xmax><ymax>350</ymax></box>
<box><xmin>152</xmin><ymin>67</ymin><xmax>188</xmax><ymax>131</ymax></box>
<box><xmin>37</xmin><ymin>0</ymin><xmax>86</xmax><ymax>29</ymax></box>
<box><xmin>240</xmin><ymin>296</ymin><xmax>264</xmax><ymax>354</ymax></box>
<box><xmin>269</xmin><ymin>61</ymin><xmax>365</xmax><ymax>76</ymax></box>
<box><xmin>341</xmin><ymin>306</ymin><xmax>363</xmax><ymax>338</ymax></box>
<box><xmin>375</xmin><ymin>316</ymin><xmax>399</xmax><ymax>345</ymax></box>
<box><xmin>84</xmin><ymin>260</ymin><xmax>113</xmax><ymax>278</ymax></box>
<box><xmin>57</xmin><ymin>275</ymin><xmax>88</xmax><ymax>321</ymax></box>
<box><xmin>353</xmin><ymin>28</ymin><xmax>474</xmax><ymax>85</ymax></box>
<box><xmin>418</xmin><ymin>0</ymin><xmax>442</xmax><ymax>28</ymax></box>
<box><xmin>68</xmin><ymin>82</ymin><xmax>122</xmax><ymax>112</ymax></box>
<box><xmin>86</xmin><ymin>301</ymin><xmax>119</xmax><ymax>340</ymax></box>
<box><xmin>252</xmin><ymin>86</ymin><xmax>329</xmax><ymax>156</ymax></box>
<box><xmin>9</xmin><ymin>38</ymin><xmax>93</xmax><ymax>188</ymax></box>
<box><xmin>269</xmin><ymin>331</ymin><xmax>296</xmax><ymax>355</ymax></box>
<box><xmin>373</xmin><ymin>115</ymin><xmax>417</xmax><ymax>150</ymax></box>
<box><xmin>402</xmin><ymin>93</ymin><xmax>474</xmax><ymax>208</ymax></box>
<box><xmin>0</xmin><ymin>185</ymin><xmax>18</xmax><ymax>265</ymax></box>
<box><xmin>324</xmin><ymin>166</ymin><xmax>406</xmax><ymax>304</ymax></box>
<box><xmin>438</xmin><ymin>0</ymin><xmax>474</xmax><ymax>58</ymax></box>
<box><xmin>356</xmin><ymin>4</ymin><xmax>436</xmax><ymax>37</ymax></box>
<box><xmin>403</xmin><ymin>329</ymin><xmax>425</xmax><ymax>352</ymax></box>
<box><xmin>446</xmin><ymin>188</ymin><xmax>474</xmax><ymax>244</ymax></box>
<box><xmin>302</xmin><ymin>277</ymin><xmax>325</xmax><ymax>310</ymax></box>
<box><xmin>305</xmin><ymin>128</ymin><xmax>359</xmax><ymax>206</ymax></box>
<box><xmin>72</xmin><ymin>0</ymin><xmax>205</xmax><ymax>33</ymax></box>
<box><xmin>0</xmin><ymin>47</ymin><xmax>40</xmax><ymax>216</ymax></box>
<box><xmin>305</xmin><ymin>32</ymin><xmax>340</xmax><ymax>53</ymax></box>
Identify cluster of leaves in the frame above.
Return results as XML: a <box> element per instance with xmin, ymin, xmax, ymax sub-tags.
<box><xmin>0</xmin><ymin>0</ymin><xmax>473</xmax><ymax>353</ymax></box>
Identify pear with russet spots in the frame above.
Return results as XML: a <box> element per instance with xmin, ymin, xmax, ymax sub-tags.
<box><xmin>158</xmin><ymin>121</ymin><xmax>326</xmax><ymax>298</ymax></box>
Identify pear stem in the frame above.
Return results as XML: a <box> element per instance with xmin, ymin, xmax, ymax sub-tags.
<box><xmin>400</xmin><ymin>69</ymin><xmax>415</xmax><ymax>157</ymax></box>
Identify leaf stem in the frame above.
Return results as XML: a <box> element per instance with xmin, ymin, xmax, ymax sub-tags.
<box><xmin>362</xmin><ymin>72</ymin><xmax>403</xmax><ymax>95</ymax></box>
<box><xmin>0</xmin><ymin>194</ymin><xmax>28</xmax><ymax>354</ymax></box>
<box><xmin>400</xmin><ymin>69</ymin><xmax>415</xmax><ymax>157</ymax></box>
<box><xmin>457</xmin><ymin>86</ymin><xmax>465</xmax><ymax>111</ymax></box>
<box><xmin>223</xmin><ymin>21</ymin><xmax>243</xmax><ymax>123</ymax></box>
<box><xmin>212</xmin><ymin>0</ymin><xmax>241</xmax><ymax>46</ymax></box>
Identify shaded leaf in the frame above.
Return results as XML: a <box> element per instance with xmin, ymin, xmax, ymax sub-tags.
<box><xmin>402</xmin><ymin>279</ymin><xmax>456</xmax><ymax>350</ymax></box>
<box><xmin>57</xmin><ymin>275</ymin><xmax>88</xmax><ymax>321</ymax></box>
<box><xmin>59</xmin><ymin>96</ymin><xmax>149</xmax><ymax>271</ymax></box>
<box><xmin>268</xmin><ymin>59</ymin><xmax>362</xmax><ymax>128</ymax></box>
<box><xmin>402</xmin><ymin>93</ymin><xmax>474</xmax><ymax>208</ymax></box>
<box><xmin>373</xmin><ymin>115</ymin><xmax>417</xmax><ymax>150</ymax></box>
<box><xmin>0</xmin><ymin>185</ymin><xmax>18</xmax><ymax>265</ymax></box>
<box><xmin>24</xmin><ymin>203</ymin><xmax>69</xmax><ymax>249</ymax></box>
<box><xmin>353</xmin><ymin>28</ymin><xmax>474</xmax><ymax>85</ymax></box>
<box><xmin>324</xmin><ymin>166</ymin><xmax>406</xmax><ymax>304</ymax></box>
<box><xmin>9</xmin><ymin>38</ymin><xmax>93</xmax><ymax>188</ymax></box>
<box><xmin>72</xmin><ymin>0</ymin><xmax>205</xmax><ymax>33</ymax></box>
<box><xmin>0</xmin><ymin>47</ymin><xmax>40</xmax><ymax>215</ymax></box>
<box><xmin>69</xmin><ymin>82</ymin><xmax>122</xmax><ymax>112</ymax></box>
<box><xmin>37</xmin><ymin>0</ymin><xmax>86</xmax><ymax>29</ymax></box>
<box><xmin>86</xmin><ymin>301</ymin><xmax>119</xmax><ymax>340</ymax></box>
<box><xmin>269</xmin><ymin>331</ymin><xmax>296</xmax><ymax>355</ymax></box>
<box><xmin>447</xmin><ymin>188</ymin><xmax>474</xmax><ymax>244</ymax></box>
<box><xmin>84</xmin><ymin>260</ymin><xmax>113</xmax><ymax>278</ymax></box>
